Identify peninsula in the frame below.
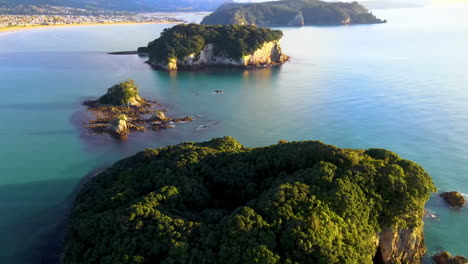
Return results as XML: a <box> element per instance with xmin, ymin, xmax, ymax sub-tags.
<box><xmin>64</xmin><ymin>137</ymin><xmax>436</xmax><ymax>264</ymax></box>
<box><xmin>140</xmin><ymin>24</ymin><xmax>289</xmax><ymax>71</ymax></box>
<box><xmin>82</xmin><ymin>80</ymin><xmax>192</xmax><ymax>139</ymax></box>
<box><xmin>201</xmin><ymin>0</ymin><xmax>386</xmax><ymax>27</ymax></box>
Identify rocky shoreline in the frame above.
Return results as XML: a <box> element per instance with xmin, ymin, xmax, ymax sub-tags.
<box><xmin>433</xmin><ymin>251</ymin><xmax>468</xmax><ymax>264</ymax></box>
<box><xmin>149</xmin><ymin>41</ymin><xmax>290</xmax><ymax>72</ymax></box>
<box><xmin>146</xmin><ymin>58</ymin><xmax>290</xmax><ymax>72</ymax></box>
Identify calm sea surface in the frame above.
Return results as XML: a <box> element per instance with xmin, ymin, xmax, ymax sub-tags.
<box><xmin>1</xmin><ymin>5</ymin><xmax>467</xmax><ymax>263</ymax></box>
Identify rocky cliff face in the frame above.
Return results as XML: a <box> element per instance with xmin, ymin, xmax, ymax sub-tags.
<box><xmin>151</xmin><ymin>41</ymin><xmax>289</xmax><ymax>71</ymax></box>
<box><xmin>374</xmin><ymin>227</ymin><xmax>426</xmax><ymax>264</ymax></box>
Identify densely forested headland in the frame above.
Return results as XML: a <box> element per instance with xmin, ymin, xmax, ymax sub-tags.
<box><xmin>201</xmin><ymin>0</ymin><xmax>386</xmax><ymax>27</ymax></box>
<box><xmin>143</xmin><ymin>23</ymin><xmax>288</xmax><ymax>71</ymax></box>
<box><xmin>64</xmin><ymin>137</ymin><xmax>435</xmax><ymax>264</ymax></box>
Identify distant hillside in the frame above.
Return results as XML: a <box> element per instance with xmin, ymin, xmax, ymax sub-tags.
<box><xmin>0</xmin><ymin>0</ymin><xmax>232</xmax><ymax>12</ymax></box>
<box><xmin>201</xmin><ymin>0</ymin><xmax>386</xmax><ymax>27</ymax></box>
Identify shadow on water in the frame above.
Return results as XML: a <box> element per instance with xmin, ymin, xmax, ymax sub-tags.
<box><xmin>155</xmin><ymin>65</ymin><xmax>284</xmax><ymax>79</ymax></box>
<box><xmin>0</xmin><ymin>167</ymin><xmax>107</xmax><ymax>264</ymax></box>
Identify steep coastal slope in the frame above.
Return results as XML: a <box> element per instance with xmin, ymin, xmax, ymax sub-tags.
<box><xmin>201</xmin><ymin>0</ymin><xmax>386</xmax><ymax>27</ymax></box>
<box><xmin>64</xmin><ymin>137</ymin><xmax>435</xmax><ymax>264</ymax></box>
<box><xmin>141</xmin><ymin>24</ymin><xmax>289</xmax><ymax>71</ymax></box>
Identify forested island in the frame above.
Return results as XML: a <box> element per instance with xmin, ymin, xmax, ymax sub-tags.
<box><xmin>64</xmin><ymin>137</ymin><xmax>436</xmax><ymax>264</ymax></box>
<box><xmin>139</xmin><ymin>24</ymin><xmax>289</xmax><ymax>71</ymax></box>
<box><xmin>201</xmin><ymin>0</ymin><xmax>386</xmax><ymax>27</ymax></box>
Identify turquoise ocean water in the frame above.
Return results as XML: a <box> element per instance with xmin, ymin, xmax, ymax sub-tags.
<box><xmin>0</xmin><ymin>5</ymin><xmax>467</xmax><ymax>263</ymax></box>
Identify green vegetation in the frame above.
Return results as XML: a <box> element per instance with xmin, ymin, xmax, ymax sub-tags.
<box><xmin>201</xmin><ymin>0</ymin><xmax>386</xmax><ymax>26</ymax></box>
<box><xmin>64</xmin><ymin>137</ymin><xmax>435</xmax><ymax>264</ymax></box>
<box><xmin>98</xmin><ymin>79</ymin><xmax>142</xmax><ymax>106</ymax></box>
<box><xmin>146</xmin><ymin>23</ymin><xmax>283</xmax><ymax>64</ymax></box>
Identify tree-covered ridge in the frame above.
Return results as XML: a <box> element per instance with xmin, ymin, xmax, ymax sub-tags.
<box><xmin>64</xmin><ymin>137</ymin><xmax>435</xmax><ymax>264</ymax></box>
<box><xmin>201</xmin><ymin>0</ymin><xmax>386</xmax><ymax>26</ymax></box>
<box><xmin>145</xmin><ymin>23</ymin><xmax>284</xmax><ymax>63</ymax></box>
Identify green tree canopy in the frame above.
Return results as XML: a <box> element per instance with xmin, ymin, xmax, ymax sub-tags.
<box><xmin>64</xmin><ymin>137</ymin><xmax>435</xmax><ymax>264</ymax></box>
<box><xmin>145</xmin><ymin>24</ymin><xmax>284</xmax><ymax>63</ymax></box>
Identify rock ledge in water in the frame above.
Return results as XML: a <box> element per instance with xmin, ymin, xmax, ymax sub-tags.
<box><xmin>440</xmin><ymin>191</ymin><xmax>466</xmax><ymax>208</ymax></box>
<box><xmin>433</xmin><ymin>251</ymin><xmax>468</xmax><ymax>264</ymax></box>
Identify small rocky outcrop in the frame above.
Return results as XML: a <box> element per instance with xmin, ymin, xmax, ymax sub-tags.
<box><xmin>434</xmin><ymin>251</ymin><xmax>452</xmax><ymax>264</ymax></box>
<box><xmin>82</xmin><ymin>80</ymin><xmax>193</xmax><ymax>139</ymax></box>
<box><xmin>151</xmin><ymin>110</ymin><xmax>169</xmax><ymax>122</ymax></box>
<box><xmin>106</xmin><ymin>115</ymin><xmax>129</xmax><ymax>136</ymax></box>
<box><xmin>440</xmin><ymin>191</ymin><xmax>466</xmax><ymax>208</ymax></box>
<box><xmin>433</xmin><ymin>251</ymin><xmax>468</xmax><ymax>264</ymax></box>
<box><xmin>451</xmin><ymin>256</ymin><xmax>468</xmax><ymax>264</ymax></box>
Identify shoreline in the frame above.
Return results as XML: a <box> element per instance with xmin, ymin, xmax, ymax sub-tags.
<box><xmin>0</xmin><ymin>21</ymin><xmax>181</xmax><ymax>33</ymax></box>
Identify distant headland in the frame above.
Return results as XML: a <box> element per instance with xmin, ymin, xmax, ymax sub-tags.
<box><xmin>201</xmin><ymin>0</ymin><xmax>386</xmax><ymax>27</ymax></box>
<box><xmin>138</xmin><ymin>24</ymin><xmax>289</xmax><ymax>71</ymax></box>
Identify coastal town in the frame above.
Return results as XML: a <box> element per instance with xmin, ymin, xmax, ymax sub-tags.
<box><xmin>0</xmin><ymin>14</ymin><xmax>183</xmax><ymax>29</ymax></box>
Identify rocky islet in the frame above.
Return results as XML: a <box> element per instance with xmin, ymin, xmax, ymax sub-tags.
<box><xmin>83</xmin><ymin>80</ymin><xmax>193</xmax><ymax>139</ymax></box>
<box><xmin>440</xmin><ymin>191</ymin><xmax>466</xmax><ymax>208</ymax></box>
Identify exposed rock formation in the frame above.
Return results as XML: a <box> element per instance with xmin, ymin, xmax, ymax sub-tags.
<box><xmin>440</xmin><ymin>191</ymin><xmax>466</xmax><ymax>208</ymax></box>
<box><xmin>374</xmin><ymin>227</ymin><xmax>426</xmax><ymax>264</ymax></box>
<box><xmin>433</xmin><ymin>251</ymin><xmax>468</xmax><ymax>264</ymax></box>
<box><xmin>151</xmin><ymin>110</ymin><xmax>169</xmax><ymax>122</ymax></box>
<box><xmin>106</xmin><ymin>115</ymin><xmax>129</xmax><ymax>136</ymax></box>
<box><xmin>155</xmin><ymin>41</ymin><xmax>289</xmax><ymax>71</ymax></box>
<box><xmin>434</xmin><ymin>251</ymin><xmax>453</xmax><ymax>264</ymax></box>
<box><xmin>288</xmin><ymin>13</ymin><xmax>305</xmax><ymax>26</ymax></box>
<box><xmin>451</xmin><ymin>256</ymin><xmax>468</xmax><ymax>264</ymax></box>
